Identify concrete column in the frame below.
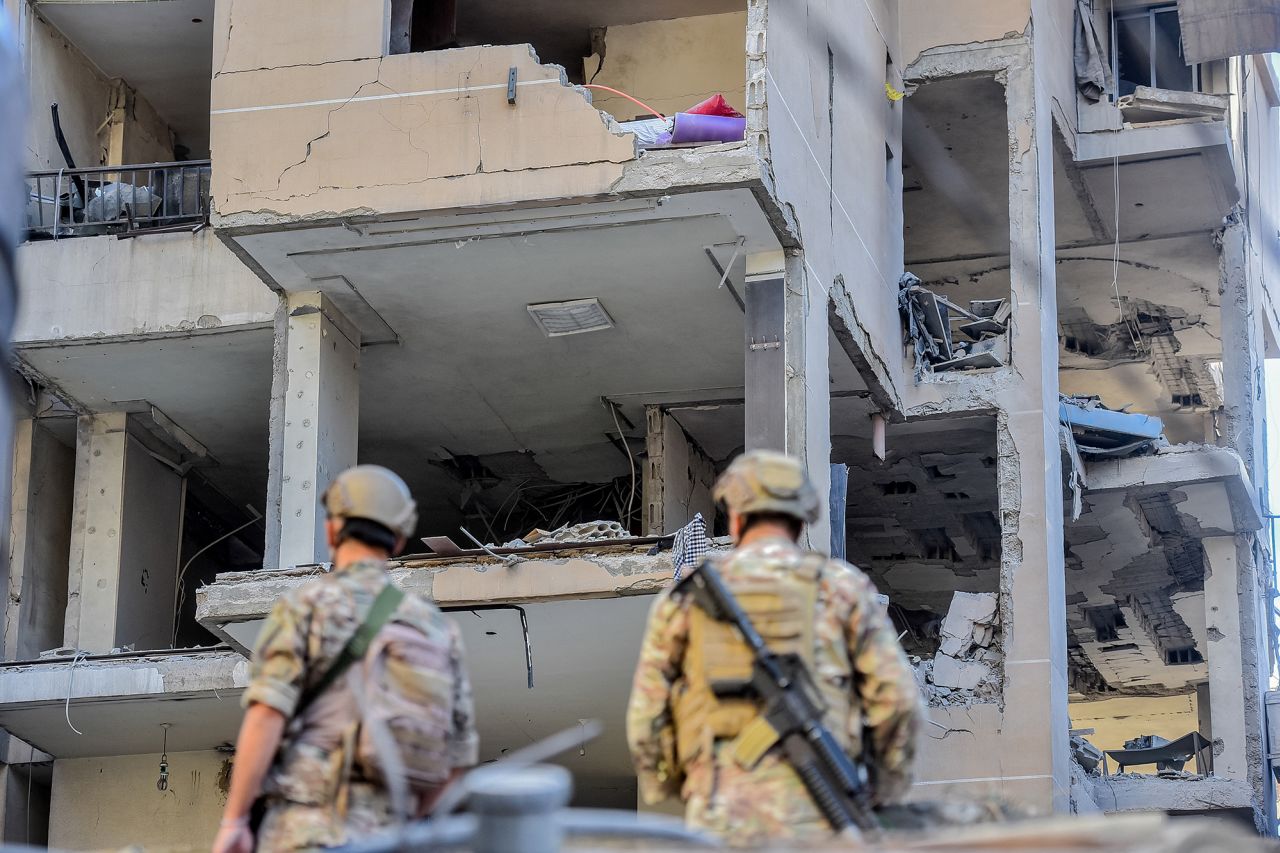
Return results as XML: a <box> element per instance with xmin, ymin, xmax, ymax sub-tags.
<box><xmin>642</xmin><ymin>407</ymin><xmax>716</xmax><ymax>536</ymax></box>
<box><xmin>63</xmin><ymin>413</ymin><xmax>128</xmax><ymax>653</ymax></box>
<box><xmin>268</xmin><ymin>292</ymin><xmax>361</xmax><ymax>569</ymax></box>
<box><xmin>63</xmin><ymin>414</ymin><xmax>183</xmax><ymax>653</ymax></box>
<box><xmin>1203</xmin><ymin>536</ymin><xmax>1249</xmax><ymax>779</ymax></box>
<box><xmin>995</xmin><ymin>46</ymin><xmax>1071</xmax><ymax>812</ymax></box>
<box><xmin>1214</xmin><ymin>212</ymin><xmax>1267</xmax><ymax>821</ymax></box>
<box><xmin>744</xmin><ymin>250</ymin><xmax>831</xmax><ymax>551</ymax></box>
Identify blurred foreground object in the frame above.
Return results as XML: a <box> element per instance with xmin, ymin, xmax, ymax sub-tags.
<box><xmin>0</xmin><ymin>5</ymin><xmax>24</xmax><ymax>533</ymax></box>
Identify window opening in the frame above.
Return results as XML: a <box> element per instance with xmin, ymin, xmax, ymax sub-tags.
<box><xmin>1112</xmin><ymin>5</ymin><xmax>1200</xmax><ymax>96</ymax></box>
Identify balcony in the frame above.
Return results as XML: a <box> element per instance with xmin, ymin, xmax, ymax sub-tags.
<box><xmin>25</xmin><ymin>161</ymin><xmax>211</xmax><ymax>240</ymax></box>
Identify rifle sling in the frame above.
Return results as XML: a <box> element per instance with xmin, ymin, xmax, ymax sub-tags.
<box><xmin>296</xmin><ymin>582</ymin><xmax>405</xmax><ymax>716</ymax></box>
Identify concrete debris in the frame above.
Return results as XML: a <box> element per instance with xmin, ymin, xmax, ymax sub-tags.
<box><xmin>1058</xmin><ymin>394</ymin><xmax>1167</xmax><ymax>457</ymax></box>
<box><xmin>1071</xmin><ymin>732</ymin><xmax>1104</xmax><ymax>775</ymax></box>
<box><xmin>914</xmin><ymin>591</ymin><xmax>1002</xmax><ymax>705</ymax></box>
<box><xmin>899</xmin><ymin>274</ymin><xmax>1009</xmax><ymax>376</ymax></box>
<box><xmin>504</xmin><ymin>519</ymin><xmax>630</xmax><ymax>548</ymax></box>
<box><xmin>1117</xmin><ymin>86</ymin><xmax>1230</xmax><ymax>121</ymax></box>
<box><xmin>1083</xmin><ymin>771</ymin><xmax>1258</xmax><ymax>817</ymax></box>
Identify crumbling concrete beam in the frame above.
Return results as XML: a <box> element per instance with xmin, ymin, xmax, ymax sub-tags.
<box><xmin>197</xmin><ymin>544</ymin><xmax>696</xmax><ymax>648</ymax></box>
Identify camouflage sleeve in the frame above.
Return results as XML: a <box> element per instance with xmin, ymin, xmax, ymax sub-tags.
<box><xmin>446</xmin><ymin>621</ymin><xmax>480</xmax><ymax>767</ymax></box>
<box><xmin>625</xmin><ymin>590</ymin><xmax>689</xmax><ymax>805</ymax></box>
<box><xmin>242</xmin><ymin>594</ymin><xmax>309</xmax><ymax>716</ymax></box>
<box><xmin>847</xmin><ymin>579</ymin><xmax>922</xmax><ymax>804</ymax></box>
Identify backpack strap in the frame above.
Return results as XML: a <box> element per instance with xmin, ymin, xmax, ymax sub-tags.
<box><xmin>295</xmin><ymin>583</ymin><xmax>405</xmax><ymax>717</ymax></box>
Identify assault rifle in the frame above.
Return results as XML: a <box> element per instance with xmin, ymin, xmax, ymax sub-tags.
<box><xmin>674</xmin><ymin>559</ymin><xmax>880</xmax><ymax>837</ymax></box>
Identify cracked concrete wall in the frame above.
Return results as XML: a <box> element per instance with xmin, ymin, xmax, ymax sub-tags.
<box><xmin>583</xmin><ymin>12</ymin><xmax>747</xmax><ymax>121</ymax></box>
<box><xmin>210</xmin><ymin>0</ymin><xmax>638</xmax><ymax>226</ymax></box>
<box><xmin>758</xmin><ymin>0</ymin><xmax>905</xmax><ymax>413</ymax></box>
<box><xmin>49</xmin><ymin>751</ymin><xmax>228</xmax><ymax>852</ymax></box>
<box><xmin>902</xmin><ymin>39</ymin><xmax>1071</xmax><ymax>813</ymax></box>
<box><xmin>14</xmin><ymin>232</ymin><xmax>277</xmax><ymax>344</ymax></box>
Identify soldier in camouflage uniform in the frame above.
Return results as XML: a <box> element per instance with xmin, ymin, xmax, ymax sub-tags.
<box><xmin>213</xmin><ymin>466</ymin><xmax>478</xmax><ymax>853</ymax></box>
<box><xmin>626</xmin><ymin>450</ymin><xmax>921</xmax><ymax>846</ymax></box>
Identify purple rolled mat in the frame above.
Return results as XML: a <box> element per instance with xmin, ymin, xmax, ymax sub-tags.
<box><xmin>670</xmin><ymin>112</ymin><xmax>747</xmax><ymax>144</ymax></box>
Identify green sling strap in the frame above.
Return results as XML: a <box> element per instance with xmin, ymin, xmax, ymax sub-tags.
<box><xmin>295</xmin><ymin>582</ymin><xmax>405</xmax><ymax>716</ymax></box>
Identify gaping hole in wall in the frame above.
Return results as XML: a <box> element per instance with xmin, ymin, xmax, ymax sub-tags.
<box><xmin>900</xmin><ymin>76</ymin><xmax>1012</xmax><ymax>377</ymax></box>
<box><xmin>8</xmin><ymin>420</ymin><xmax>75</xmax><ymax>662</ymax></box>
<box><xmin>2</xmin><ymin>762</ymin><xmax>52</xmax><ymax>846</ymax></box>
<box><xmin>31</xmin><ymin>4</ymin><xmax>213</xmax><ymax>161</ymax></box>
<box><xmin>385</xmin><ymin>0</ymin><xmax>749</xmax><ymax>145</ymax></box>
<box><xmin>1051</xmin><ymin>122</ymin><xmax>1226</xmax><ymax>444</ymax></box>
<box><xmin>344</xmin><ymin>214</ymin><xmax>752</xmax><ymax>554</ymax></box>
<box><xmin>172</xmin><ymin>478</ymin><xmax>264</xmax><ymax>649</ymax></box>
<box><xmin>24</xmin><ymin>4</ymin><xmax>214</xmax><ymax>240</ymax></box>
<box><xmin>832</xmin><ymin>413</ymin><xmax>1003</xmax><ymax>706</ymax></box>
<box><xmin>1063</xmin><ymin>483</ymin><xmax>1226</xmax><ymax>789</ymax></box>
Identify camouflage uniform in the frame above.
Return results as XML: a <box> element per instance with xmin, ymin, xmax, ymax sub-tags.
<box><xmin>243</xmin><ymin>558</ymin><xmax>478</xmax><ymax>852</ymax></box>
<box><xmin>626</xmin><ymin>536</ymin><xmax>921</xmax><ymax>847</ymax></box>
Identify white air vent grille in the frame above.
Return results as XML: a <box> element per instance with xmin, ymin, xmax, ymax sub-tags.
<box><xmin>526</xmin><ymin>298</ymin><xmax>614</xmax><ymax>337</ymax></box>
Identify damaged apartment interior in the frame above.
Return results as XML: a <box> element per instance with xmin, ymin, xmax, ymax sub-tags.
<box><xmin>0</xmin><ymin>0</ymin><xmax>1278</xmax><ymax>847</ymax></box>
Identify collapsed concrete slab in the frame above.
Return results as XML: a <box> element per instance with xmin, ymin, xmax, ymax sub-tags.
<box><xmin>197</xmin><ymin>541</ymin><xmax>698</xmax><ymax>653</ymax></box>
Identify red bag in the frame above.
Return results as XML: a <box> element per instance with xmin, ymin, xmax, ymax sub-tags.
<box><xmin>685</xmin><ymin>94</ymin><xmax>743</xmax><ymax>118</ymax></box>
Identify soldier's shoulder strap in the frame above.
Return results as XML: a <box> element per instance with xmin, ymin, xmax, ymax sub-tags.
<box><xmin>297</xmin><ymin>582</ymin><xmax>405</xmax><ymax>717</ymax></box>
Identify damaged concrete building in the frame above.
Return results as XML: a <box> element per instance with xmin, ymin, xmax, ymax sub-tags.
<box><xmin>1</xmin><ymin>0</ymin><xmax>1277</xmax><ymax>847</ymax></box>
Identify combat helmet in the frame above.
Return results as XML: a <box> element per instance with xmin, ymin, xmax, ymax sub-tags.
<box><xmin>712</xmin><ymin>450</ymin><xmax>820</xmax><ymax>522</ymax></box>
<box><xmin>322</xmin><ymin>465</ymin><xmax>418</xmax><ymax>539</ymax></box>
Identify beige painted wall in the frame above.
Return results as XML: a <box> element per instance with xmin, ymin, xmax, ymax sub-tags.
<box><xmin>1069</xmin><ymin>694</ymin><xmax>1203</xmax><ymax>768</ymax></box>
<box><xmin>49</xmin><ymin>750</ymin><xmax>229</xmax><ymax>851</ymax></box>
<box><xmin>583</xmin><ymin>13</ymin><xmax>747</xmax><ymax>121</ymax></box>
<box><xmin>210</xmin><ymin>1</ymin><xmax>637</xmax><ymax>224</ymax></box>
<box><xmin>899</xmin><ymin>0</ymin><xmax>1030</xmax><ymax>66</ymax></box>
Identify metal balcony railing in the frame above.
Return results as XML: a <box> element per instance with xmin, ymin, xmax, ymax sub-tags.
<box><xmin>25</xmin><ymin>160</ymin><xmax>210</xmax><ymax>239</ymax></box>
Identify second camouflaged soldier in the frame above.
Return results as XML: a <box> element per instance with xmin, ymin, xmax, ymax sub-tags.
<box><xmin>213</xmin><ymin>466</ymin><xmax>479</xmax><ymax>853</ymax></box>
<box><xmin>626</xmin><ymin>450</ymin><xmax>921</xmax><ymax>846</ymax></box>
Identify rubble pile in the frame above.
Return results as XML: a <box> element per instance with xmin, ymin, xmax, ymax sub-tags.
<box><xmin>899</xmin><ymin>273</ymin><xmax>1010</xmax><ymax>376</ymax></box>
<box><xmin>914</xmin><ymin>591</ymin><xmax>1002</xmax><ymax>705</ymax></box>
<box><xmin>502</xmin><ymin>520</ymin><xmax>630</xmax><ymax>548</ymax></box>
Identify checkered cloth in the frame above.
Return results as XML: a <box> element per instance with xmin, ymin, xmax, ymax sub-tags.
<box><xmin>671</xmin><ymin>513</ymin><xmax>708</xmax><ymax>581</ymax></box>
